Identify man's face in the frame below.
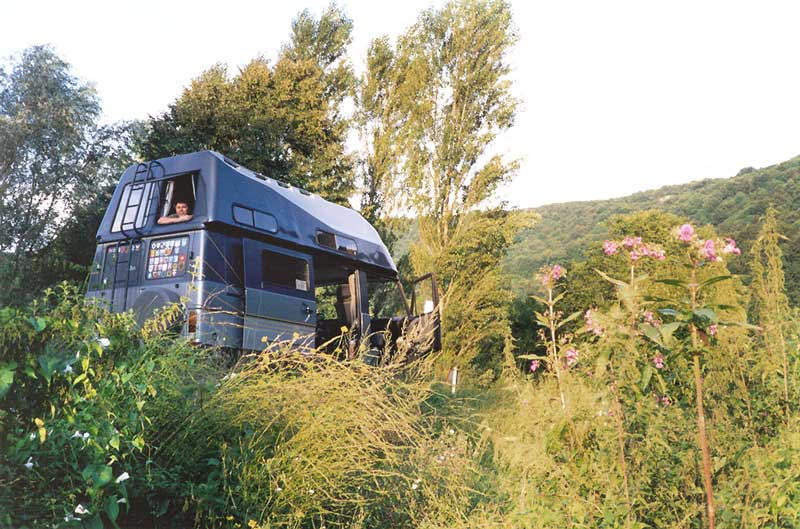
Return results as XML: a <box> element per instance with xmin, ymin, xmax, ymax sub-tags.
<box><xmin>176</xmin><ymin>202</ymin><xmax>189</xmax><ymax>215</ymax></box>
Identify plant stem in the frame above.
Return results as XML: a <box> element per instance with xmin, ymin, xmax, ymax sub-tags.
<box><xmin>608</xmin><ymin>363</ymin><xmax>632</xmax><ymax>527</ymax></box>
<box><xmin>547</xmin><ymin>286</ymin><xmax>566</xmax><ymax>409</ymax></box>
<box><xmin>690</xmin><ymin>265</ymin><xmax>715</xmax><ymax>529</ymax></box>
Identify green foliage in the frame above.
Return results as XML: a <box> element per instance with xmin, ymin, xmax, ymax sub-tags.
<box><xmin>0</xmin><ymin>46</ymin><xmax>135</xmax><ymax>306</ymax></box>
<box><xmin>0</xmin><ymin>284</ymin><xmax>212</xmax><ymax>527</ymax></box>
<box><xmin>361</xmin><ymin>0</ymin><xmax>526</xmax><ymax>375</ymax></box>
<box><xmin>750</xmin><ymin>206</ymin><xmax>793</xmax><ymax>418</ymax></box>
<box><xmin>0</xmin><ymin>286</ymin><xmax>482</xmax><ymax>528</ymax></box>
<box><xmin>505</xmin><ymin>157</ymin><xmax>800</xmax><ymax>304</ymax></box>
<box><xmin>136</xmin><ymin>5</ymin><xmax>355</xmax><ymax>205</ymax></box>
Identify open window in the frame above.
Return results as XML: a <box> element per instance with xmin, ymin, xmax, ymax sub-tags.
<box><xmin>111</xmin><ymin>172</ymin><xmax>197</xmax><ymax>232</ymax></box>
<box><xmin>158</xmin><ymin>173</ymin><xmax>197</xmax><ymax>221</ymax></box>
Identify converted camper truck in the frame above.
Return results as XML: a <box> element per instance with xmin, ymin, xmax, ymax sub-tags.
<box><xmin>86</xmin><ymin>151</ymin><xmax>440</xmax><ymax>361</ymax></box>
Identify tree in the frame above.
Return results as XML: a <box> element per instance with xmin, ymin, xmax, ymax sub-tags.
<box><xmin>137</xmin><ymin>4</ymin><xmax>356</xmax><ymax>204</ymax></box>
<box><xmin>0</xmin><ymin>46</ymin><xmax>128</xmax><ymax>304</ymax></box>
<box><xmin>364</xmin><ymin>0</ymin><xmax>524</xmax><ymax>371</ymax></box>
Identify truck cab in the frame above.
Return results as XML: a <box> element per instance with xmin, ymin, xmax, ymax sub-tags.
<box><xmin>86</xmin><ymin>151</ymin><xmax>440</xmax><ymax>362</ymax></box>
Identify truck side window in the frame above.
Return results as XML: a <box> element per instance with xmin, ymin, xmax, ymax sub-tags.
<box><xmin>111</xmin><ymin>182</ymin><xmax>156</xmax><ymax>232</ymax></box>
<box><xmin>261</xmin><ymin>250</ymin><xmax>309</xmax><ymax>293</ymax></box>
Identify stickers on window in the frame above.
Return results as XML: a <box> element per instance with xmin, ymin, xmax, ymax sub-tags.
<box><xmin>147</xmin><ymin>236</ymin><xmax>190</xmax><ymax>279</ymax></box>
<box><xmin>295</xmin><ymin>279</ymin><xmax>308</xmax><ymax>291</ymax></box>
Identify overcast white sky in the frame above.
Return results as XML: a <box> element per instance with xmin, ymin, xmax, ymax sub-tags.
<box><xmin>3</xmin><ymin>0</ymin><xmax>800</xmax><ymax>208</ymax></box>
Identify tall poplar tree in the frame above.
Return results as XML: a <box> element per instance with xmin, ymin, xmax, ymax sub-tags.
<box><xmin>365</xmin><ymin>0</ymin><xmax>527</xmax><ymax>370</ymax></box>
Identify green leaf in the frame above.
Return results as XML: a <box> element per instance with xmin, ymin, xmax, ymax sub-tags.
<box><xmin>640</xmin><ymin>364</ymin><xmax>654</xmax><ymax>392</ymax></box>
<box><xmin>109</xmin><ymin>432</ymin><xmax>120</xmax><ymax>451</ymax></box>
<box><xmin>72</xmin><ymin>373</ymin><xmax>87</xmax><ymax>386</ymax></box>
<box><xmin>655</xmin><ymin>278</ymin><xmax>687</xmax><ymax>288</ymax></box>
<box><xmin>639</xmin><ymin>324</ymin><xmax>663</xmax><ymax>347</ymax></box>
<box><xmin>517</xmin><ymin>354</ymin><xmax>548</xmax><ymax>360</ymax></box>
<box><xmin>28</xmin><ymin>316</ymin><xmax>47</xmax><ymax>333</ymax></box>
<box><xmin>659</xmin><ymin>322</ymin><xmax>682</xmax><ymax>344</ymax></box>
<box><xmin>698</xmin><ymin>275</ymin><xmax>733</xmax><ymax>290</ymax></box>
<box><xmin>692</xmin><ymin>308</ymin><xmax>717</xmax><ymax>323</ymax></box>
<box><xmin>88</xmin><ymin>514</ymin><xmax>104</xmax><ymax>529</ymax></box>
<box><xmin>96</xmin><ymin>465</ymin><xmax>113</xmax><ymax>487</ymax></box>
<box><xmin>0</xmin><ymin>362</ymin><xmax>16</xmax><ymax>398</ymax></box>
<box><xmin>105</xmin><ymin>496</ymin><xmax>120</xmax><ymax>524</ymax></box>
<box><xmin>718</xmin><ymin>320</ymin><xmax>761</xmax><ymax>331</ymax></box>
<box><xmin>594</xmin><ymin>269</ymin><xmax>627</xmax><ymax>287</ymax></box>
<box><xmin>658</xmin><ymin>308</ymin><xmax>679</xmax><ymax>317</ymax></box>
<box><xmin>132</xmin><ymin>435</ymin><xmax>145</xmax><ymax>451</ymax></box>
<box><xmin>37</xmin><ymin>354</ymin><xmax>59</xmax><ymax>383</ymax></box>
<box><xmin>555</xmin><ymin>310</ymin><xmax>582</xmax><ymax>329</ymax></box>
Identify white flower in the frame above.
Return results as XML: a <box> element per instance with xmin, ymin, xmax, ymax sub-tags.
<box><xmin>82</xmin><ymin>432</ymin><xmax>90</xmax><ymax>440</ymax></box>
<box><xmin>308</xmin><ymin>489</ymin><xmax>315</xmax><ymax>495</ymax></box>
<box><xmin>411</xmin><ymin>482</ymin><xmax>418</xmax><ymax>490</ymax></box>
<box><xmin>74</xmin><ymin>504</ymin><xmax>90</xmax><ymax>515</ymax></box>
<box><xmin>72</xmin><ymin>431</ymin><xmax>82</xmax><ymax>439</ymax></box>
<box><xmin>275</xmin><ymin>485</ymin><xmax>282</xmax><ymax>492</ymax></box>
<box><xmin>115</xmin><ymin>471</ymin><xmax>130</xmax><ymax>483</ymax></box>
<box><xmin>24</xmin><ymin>457</ymin><xmax>34</xmax><ymax>470</ymax></box>
<box><xmin>63</xmin><ymin>365</ymin><xmax>73</xmax><ymax>374</ymax></box>
<box><xmin>64</xmin><ymin>514</ymin><xmax>78</xmax><ymax>522</ymax></box>
<box><xmin>98</xmin><ymin>337</ymin><xmax>111</xmax><ymax>347</ymax></box>
<box><xmin>117</xmin><ymin>498</ymin><xmax>127</xmax><ymax>504</ymax></box>
<box><xmin>29</xmin><ymin>432</ymin><xmax>36</xmax><ymax>441</ymax></box>
<box><xmin>448</xmin><ymin>429</ymin><xmax>455</xmax><ymax>435</ymax></box>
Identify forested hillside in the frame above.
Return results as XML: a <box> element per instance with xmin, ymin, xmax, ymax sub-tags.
<box><xmin>506</xmin><ymin>156</ymin><xmax>800</xmax><ymax>302</ymax></box>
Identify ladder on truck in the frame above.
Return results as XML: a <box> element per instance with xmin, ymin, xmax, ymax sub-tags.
<box><xmin>108</xmin><ymin>161</ymin><xmax>164</xmax><ymax>311</ymax></box>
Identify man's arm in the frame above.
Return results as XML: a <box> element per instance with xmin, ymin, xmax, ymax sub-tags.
<box><xmin>157</xmin><ymin>215</ymin><xmax>192</xmax><ymax>225</ymax></box>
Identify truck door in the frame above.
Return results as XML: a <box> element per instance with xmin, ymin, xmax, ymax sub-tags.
<box><xmin>405</xmin><ymin>273</ymin><xmax>442</xmax><ymax>354</ymax></box>
<box><xmin>242</xmin><ymin>240</ymin><xmax>317</xmax><ymax>350</ymax></box>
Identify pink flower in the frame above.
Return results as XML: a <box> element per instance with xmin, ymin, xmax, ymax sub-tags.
<box><xmin>529</xmin><ymin>359</ymin><xmax>540</xmax><ymax>372</ymax></box>
<box><xmin>653</xmin><ymin>353</ymin><xmax>664</xmax><ymax>369</ymax></box>
<box><xmin>678</xmin><ymin>224</ymin><xmax>695</xmax><ymax>242</ymax></box>
<box><xmin>603</xmin><ymin>240</ymin><xmax>618</xmax><ymax>255</ymax></box>
<box><xmin>642</xmin><ymin>245</ymin><xmax>666</xmax><ymax>260</ymax></box>
<box><xmin>585</xmin><ymin>309</ymin><xmax>603</xmax><ymax>336</ymax></box>
<box><xmin>622</xmin><ymin>236</ymin><xmax>642</xmax><ymax>248</ymax></box>
<box><xmin>708</xmin><ymin>324</ymin><xmax>718</xmax><ymax>336</ymax></box>
<box><xmin>644</xmin><ymin>311</ymin><xmax>661</xmax><ymax>327</ymax></box>
<box><xmin>701</xmin><ymin>240</ymin><xmax>722</xmax><ymax>262</ymax></box>
<box><xmin>565</xmin><ymin>348</ymin><xmax>579</xmax><ymax>367</ymax></box>
<box><xmin>660</xmin><ymin>395</ymin><xmax>672</xmax><ymax>406</ymax></box>
<box><xmin>539</xmin><ymin>264</ymin><xmax>566</xmax><ymax>286</ymax></box>
<box><xmin>722</xmin><ymin>238</ymin><xmax>741</xmax><ymax>256</ymax></box>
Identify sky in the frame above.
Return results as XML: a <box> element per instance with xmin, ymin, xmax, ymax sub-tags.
<box><xmin>3</xmin><ymin>0</ymin><xmax>800</xmax><ymax>208</ymax></box>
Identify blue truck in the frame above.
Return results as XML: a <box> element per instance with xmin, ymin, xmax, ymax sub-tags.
<box><xmin>86</xmin><ymin>151</ymin><xmax>440</xmax><ymax>361</ymax></box>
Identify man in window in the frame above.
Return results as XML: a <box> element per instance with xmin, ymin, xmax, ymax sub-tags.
<box><xmin>158</xmin><ymin>201</ymin><xmax>193</xmax><ymax>225</ymax></box>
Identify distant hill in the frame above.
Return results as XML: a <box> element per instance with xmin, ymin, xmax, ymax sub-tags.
<box><xmin>505</xmin><ymin>155</ymin><xmax>800</xmax><ymax>304</ymax></box>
